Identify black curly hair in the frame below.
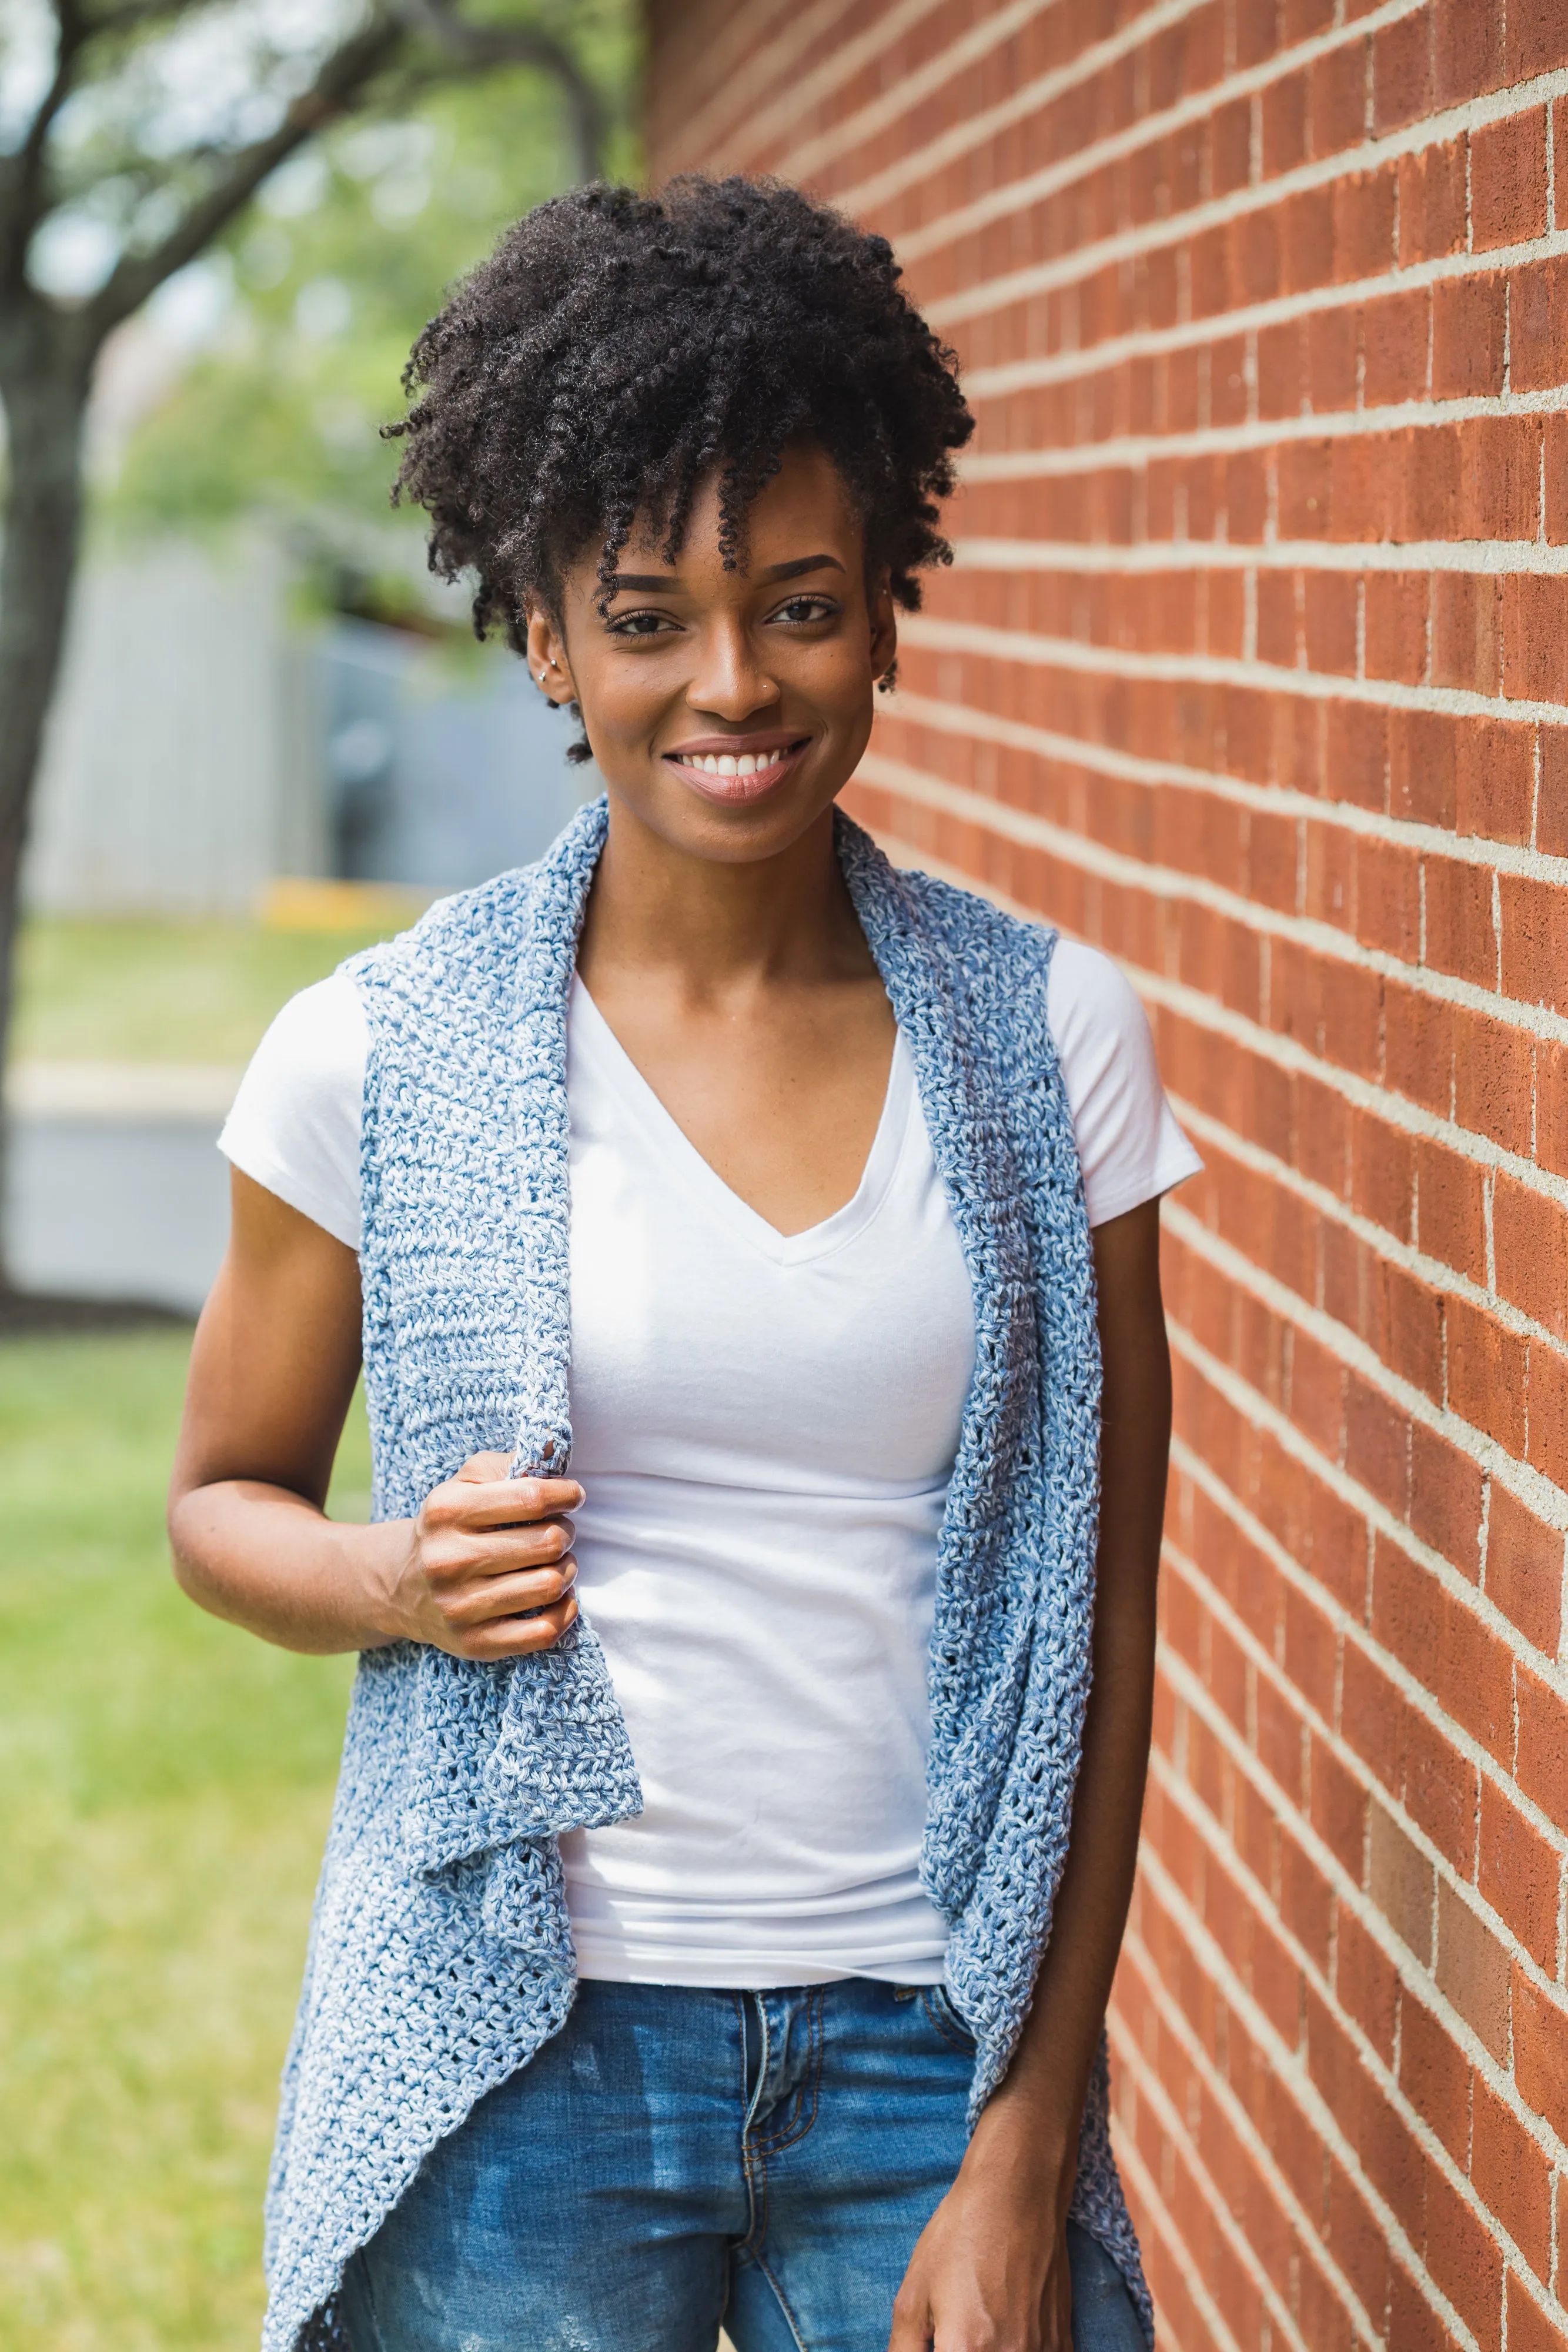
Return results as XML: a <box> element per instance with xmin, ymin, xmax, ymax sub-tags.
<box><xmin>389</xmin><ymin>176</ymin><xmax>974</xmax><ymax>753</ymax></box>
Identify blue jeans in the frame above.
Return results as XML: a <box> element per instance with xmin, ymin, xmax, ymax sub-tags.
<box><xmin>340</xmin><ymin>1977</ymin><xmax>1146</xmax><ymax>2352</ymax></box>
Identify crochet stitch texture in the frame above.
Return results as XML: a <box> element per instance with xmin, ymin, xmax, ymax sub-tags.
<box><xmin>262</xmin><ymin>798</ymin><xmax>1153</xmax><ymax>2349</ymax></box>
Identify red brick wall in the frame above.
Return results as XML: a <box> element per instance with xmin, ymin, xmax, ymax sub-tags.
<box><xmin>645</xmin><ymin>5</ymin><xmax>1568</xmax><ymax>2346</ymax></box>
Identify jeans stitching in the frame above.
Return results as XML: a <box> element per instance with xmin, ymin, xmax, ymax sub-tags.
<box><xmin>748</xmin><ymin>2244</ymin><xmax>814</xmax><ymax>2352</ymax></box>
<box><xmin>737</xmin><ymin>1993</ymin><xmax>771</xmax><ymax>2260</ymax></box>
<box><xmin>754</xmin><ymin>1988</ymin><xmax>824</xmax><ymax>2157</ymax></box>
<box><xmin>921</xmin><ymin>1984</ymin><xmax>977</xmax><ymax>2054</ymax></box>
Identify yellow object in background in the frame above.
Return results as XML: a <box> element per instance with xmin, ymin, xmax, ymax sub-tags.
<box><xmin>259</xmin><ymin>877</ymin><xmax>437</xmax><ymax>932</ymax></box>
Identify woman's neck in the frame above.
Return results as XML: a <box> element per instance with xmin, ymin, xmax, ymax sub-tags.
<box><xmin>575</xmin><ymin>794</ymin><xmax>875</xmax><ymax>1008</ymax></box>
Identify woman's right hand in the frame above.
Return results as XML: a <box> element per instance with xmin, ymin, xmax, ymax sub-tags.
<box><xmin>390</xmin><ymin>1452</ymin><xmax>583</xmax><ymax>1659</ymax></box>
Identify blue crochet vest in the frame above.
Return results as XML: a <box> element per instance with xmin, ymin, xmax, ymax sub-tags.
<box><xmin>262</xmin><ymin>799</ymin><xmax>1152</xmax><ymax>2350</ymax></box>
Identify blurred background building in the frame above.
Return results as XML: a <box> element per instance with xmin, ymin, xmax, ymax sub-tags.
<box><xmin>23</xmin><ymin>530</ymin><xmax>587</xmax><ymax>919</ymax></box>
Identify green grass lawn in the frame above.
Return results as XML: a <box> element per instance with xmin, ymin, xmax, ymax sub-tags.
<box><xmin>0</xmin><ymin>1331</ymin><xmax>367</xmax><ymax>2351</ymax></box>
<box><xmin>13</xmin><ymin>917</ymin><xmax>408</xmax><ymax>1066</ymax></box>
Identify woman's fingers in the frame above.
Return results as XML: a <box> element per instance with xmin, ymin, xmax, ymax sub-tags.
<box><xmin>440</xmin><ymin>1559</ymin><xmax>578</xmax><ymax>1631</ymax></box>
<box><xmin>427</xmin><ymin>1471</ymin><xmax>584</xmax><ymax>1532</ymax></box>
<box><xmin>409</xmin><ymin>1460</ymin><xmax>587</xmax><ymax>1657</ymax></box>
<box><xmin>428</xmin><ymin>1516</ymin><xmax>576</xmax><ymax>1581</ymax></box>
<box><xmin>449</xmin><ymin>1593</ymin><xmax>580</xmax><ymax>1660</ymax></box>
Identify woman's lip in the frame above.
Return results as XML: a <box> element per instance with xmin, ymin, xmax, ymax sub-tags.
<box><xmin>663</xmin><ymin>737</ymin><xmax>811</xmax><ymax>803</ymax></box>
<box><xmin>663</xmin><ymin>731</ymin><xmax>808</xmax><ymax>757</ymax></box>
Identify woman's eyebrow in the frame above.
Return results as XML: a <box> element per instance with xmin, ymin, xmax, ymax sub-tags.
<box><xmin>760</xmin><ymin>553</ymin><xmax>845</xmax><ymax>581</ymax></box>
<box><xmin>606</xmin><ymin>553</ymin><xmax>846</xmax><ymax>594</ymax></box>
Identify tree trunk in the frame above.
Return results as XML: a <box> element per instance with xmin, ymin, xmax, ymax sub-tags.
<box><xmin>0</xmin><ymin>301</ymin><xmax>94</xmax><ymax>1292</ymax></box>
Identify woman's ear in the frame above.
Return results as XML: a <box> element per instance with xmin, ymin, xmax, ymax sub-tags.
<box><xmin>524</xmin><ymin>606</ymin><xmax>573</xmax><ymax>704</ymax></box>
<box><xmin>868</xmin><ymin>574</ymin><xmax>898</xmax><ymax>687</ymax></box>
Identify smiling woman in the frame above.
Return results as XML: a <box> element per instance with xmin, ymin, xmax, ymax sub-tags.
<box><xmin>166</xmin><ymin>176</ymin><xmax>1198</xmax><ymax>2352</ymax></box>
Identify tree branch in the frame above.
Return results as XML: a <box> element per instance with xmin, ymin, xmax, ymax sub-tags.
<box><xmin>0</xmin><ymin>1</ymin><xmax>88</xmax><ymax>293</ymax></box>
<box><xmin>396</xmin><ymin>1</ymin><xmax>606</xmax><ymax>181</ymax></box>
<box><xmin>83</xmin><ymin>12</ymin><xmax>407</xmax><ymax>342</ymax></box>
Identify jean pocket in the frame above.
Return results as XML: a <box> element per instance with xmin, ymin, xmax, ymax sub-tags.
<box><xmin>920</xmin><ymin>1983</ymin><xmax>977</xmax><ymax>2053</ymax></box>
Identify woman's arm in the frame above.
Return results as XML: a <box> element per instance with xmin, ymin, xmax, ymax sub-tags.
<box><xmin>168</xmin><ymin>1168</ymin><xmax>583</xmax><ymax>1658</ymax></box>
<box><xmin>890</xmin><ymin>1197</ymin><xmax>1171</xmax><ymax>2352</ymax></box>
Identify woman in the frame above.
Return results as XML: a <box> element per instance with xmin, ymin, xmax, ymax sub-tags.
<box><xmin>170</xmin><ymin>178</ymin><xmax>1198</xmax><ymax>2352</ymax></box>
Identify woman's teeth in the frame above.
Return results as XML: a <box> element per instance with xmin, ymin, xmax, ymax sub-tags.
<box><xmin>681</xmin><ymin>746</ymin><xmax>791</xmax><ymax>776</ymax></box>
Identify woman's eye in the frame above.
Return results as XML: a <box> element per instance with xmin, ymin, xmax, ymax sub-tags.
<box><xmin>608</xmin><ymin>610</ymin><xmax>677</xmax><ymax>638</ymax></box>
<box><xmin>773</xmin><ymin>595</ymin><xmax>838</xmax><ymax>625</ymax></box>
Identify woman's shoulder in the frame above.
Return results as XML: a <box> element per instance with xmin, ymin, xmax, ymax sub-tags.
<box><xmin>1043</xmin><ymin>937</ymin><xmax>1154</xmax><ymax>1059</ymax></box>
<box><xmin>219</xmin><ymin>973</ymin><xmax>367</xmax><ymax>1250</ymax></box>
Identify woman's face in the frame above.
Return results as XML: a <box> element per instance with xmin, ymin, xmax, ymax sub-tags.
<box><xmin>526</xmin><ymin>442</ymin><xmax>896</xmax><ymax>864</ymax></box>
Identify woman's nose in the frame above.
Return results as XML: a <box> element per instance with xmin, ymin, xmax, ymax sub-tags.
<box><xmin>685</xmin><ymin>622</ymin><xmax>781</xmax><ymax>720</ymax></box>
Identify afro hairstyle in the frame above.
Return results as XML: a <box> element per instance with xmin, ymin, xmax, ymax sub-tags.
<box><xmin>389</xmin><ymin>175</ymin><xmax>974</xmax><ymax>752</ymax></box>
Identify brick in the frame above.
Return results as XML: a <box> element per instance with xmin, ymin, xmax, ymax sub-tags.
<box><xmin>1333</xmin><ymin>165</ymin><xmax>1398</xmax><ymax>281</ymax></box>
<box><xmin>1470</xmin><ymin>108</ymin><xmax>1550</xmax><ymax>250</ymax></box>
<box><xmin>1510</xmin><ymin>257</ymin><xmax>1568</xmax><ymax>394</ymax></box>
<box><xmin>1431</xmin><ymin>572</ymin><xmax>1503</xmax><ymax>697</ymax></box>
<box><xmin>1386</xmin><ymin>2265</ymin><xmax>1455</xmax><ymax>2352</ymax></box>
<box><xmin>1308</xmin><ymin>302</ymin><xmax>1359</xmax><ymax>410</ymax></box>
<box><xmin>1399</xmin><ymin>1989</ymin><xmax>1469</xmax><ymax>2160</ymax></box>
<box><xmin>1435</xmin><ymin>1879</ymin><xmax>1510</xmax><ymax>2062</ymax></box>
<box><xmin>1479</xmin><ymin>1780</ymin><xmax>1562</xmax><ymax>1973</ymax></box>
<box><xmin>1505</xmin><ymin>2277</ymin><xmax>1568</xmax><ymax>2352</ymax></box>
<box><xmin>1453</xmin><ymin>1005</ymin><xmax>1533</xmax><ymax>1156</ymax></box>
<box><xmin>1385</xmin><ymin>982</ymin><xmax>1453</xmax><ymax>1115</ymax></box>
<box><xmin>1471</xmin><ymin>2074</ymin><xmax>1554</xmax><ymax>2282</ymax></box>
<box><xmin>1262</xmin><ymin>69</ymin><xmax>1308</xmax><ymax>178</ymax></box>
<box><xmin>1364</xmin><ymin>572</ymin><xmax>1428</xmax><ymax>685</ymax></box>
<box><xmin>1405</xmin><ymin>1709</ymin><xmax>1479</xmax><ymax>1875</ymax></box>
<box><xmin>1549</xmin><ymin>415</ymin><xmax>1568</xmax><ymax>546</ymax></box>
<box><xmin>1323</xmin><ymin>698</ymin><xmax>1387</xmax><ymax>807</ymax></box>
<box><xmin>1309</xmin><ymin>38</ymin><xmax>1367</xmax><ymax>161</ymax></box>
<box><xmin>1399</xmin><ymin>136</ymin><xmax>1467</xmax><ymax>262</ymax></box>
<box><xmin>1374</xmin><ymin>1536</ymin><xmax>1515</xmax><ymax>1765</ymax></box>
<box><xmin>1447</xmin><ymin>1294</ymin><xmax>1528</xmax><ymax>1458</ymax></box>
<box><xmin>1434</xmin><ymin>0</ymin><xmax>1507</xmax><ymax>101</ymax></box>
<box><xmin>1455</xmin><ymin>716</ymin><xmax>1533</xmax><ymax>845</ymax></box>
<box><xmin>1409</xmin><ymin>1421</ymin><xmax>1485</xmax><ymax>1578</ymax></box>
<box><xmin>1368</xmin><ymin>1793</ymin><xmax>1436</xmax><ymax>1963</ymax></box>
<box><xmin>1390</xmin><ymin>707</ymin><xmax>1456</xmax><ymax>825</ymax></box>
<box><xmin>1432</xmin><ymin>273</ymin><xmax>1507</xmax><ymax>398</ymax></box>
<box><xmin>1413</xmin><ymin>1128</ymin><xmax>1486</xmax><ymax>1275</ymax></box>
<box><xmin>1540</xmin><ymin>728</ymin><xmax>1568</xmax><ymax>853</ymax></box>
<box><xmin>1514</xmin><ymin>1661</ymin><xmax>1568</xmax><ymax>1834</ymax></box>
<box><xmin>1483</xmin><ymin>1482</ymin><xmax>1564</xmax><ymax>1658</ymax></box>
<box><xmin>1337</xmin><ymin>1902</ymin><xmax>1399</xmax><ymax>2063</ymax></box>
<box><xmin>1507</xmin><ymin>0</ymin><xmax>1568</xmax><ymax>79</ymax></box>
<box><xmin>1539</xmin><ymin>1040</ymin><xmax>1568</xmax><ymax>1178</ymax></box>
<box><xmin>1372</xmin><ymin>9</ymin><xmax>1433</xmax><ymax>133</ymax></box>
<box><xmin>1459</xmin><ymin>416</ymin><xmax>1540</xmax><ymax>542</ymax></box>
<box><xmin>1425</xmin><ymin>2157</ymin><xmax>1506</xmax><ymax>2350</ymax></box>
<box><xmin>1362</xmin><ymin>288</ymin><xmax>1429</xmax><ymax>405</ymax></box>
<box><xmin>1512</xmin><ymin>1968</ymin><xmax>1568</xmax><ymax>2144</ymax></box>
<box><xmin>1527</xmin><ymin>1336</ymin><xmax>1568</xmax><ymax>1488</ymax></box>
<box><xmin>1500</xmin><ymin>872</ymin><xmax>1568</xmax><ymax>1017</ymax></box>
<box><xmin>1423</xmin><ymin>854</ymin><xmax>1496</xmax><ymax>987</ymax></box>
<box><xmin>1494</xmin><ymin>1178</ymin><xmax>1568</xmax><ymax>1342</ymax></box>
<box><xmin>1303</xmin><ymin>570</ymin><xmax>1356</xmax><ymax>674</ymax></box>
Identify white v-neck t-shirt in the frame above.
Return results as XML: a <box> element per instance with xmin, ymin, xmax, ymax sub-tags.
<box><xmin>220</xmin><ymin>938</ymin><xmax>1199</xmax><ymax>1987</ymax></box>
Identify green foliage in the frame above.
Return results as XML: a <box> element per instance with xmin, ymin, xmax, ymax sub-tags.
<box><xmin>106</xmin><ymin>22</ymin><xmax>638</xmax><ymax>564</ymax></box>
<box><xmin>0</xmin><ymin>1330</ymin><xmax>366</xmax><ymax>2349</ymax></box>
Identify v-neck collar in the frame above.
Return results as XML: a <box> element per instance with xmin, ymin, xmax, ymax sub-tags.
<box><xmin>569</xmin><ymin>976</ymin><xmax>916</xmax><ymax>1267</ymax></box>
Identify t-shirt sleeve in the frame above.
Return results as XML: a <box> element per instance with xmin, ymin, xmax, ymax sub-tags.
<box><xmin>218</xmin><ymin>971</ymin><xmax>368</xmax><ymax>1250</ymax></box>
<box><xmin>1045</xmin><ymin>938</ymin><xmax>1202</xmax><ymax>1228</ymax></box>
